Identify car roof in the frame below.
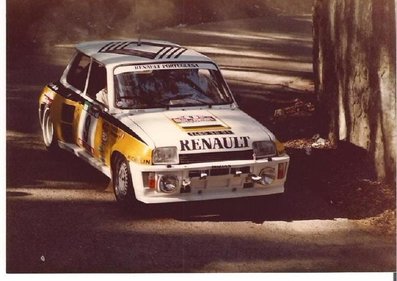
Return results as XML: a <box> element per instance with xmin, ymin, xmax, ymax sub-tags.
<box><xmin>76</xmin><ymin>39</ymin><xmax>213</xmax><ymax>67</ymax></box>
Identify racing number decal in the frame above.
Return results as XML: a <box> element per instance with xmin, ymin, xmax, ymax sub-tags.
<box><xmin>77</xmin><ymin>103</ymin><xmax>99</xmax><ymax>154</ymax></box>
<box><xmin>83</xmin><ymin>114</ymin><xmax>92</xmax><ymax>144</ymax></box>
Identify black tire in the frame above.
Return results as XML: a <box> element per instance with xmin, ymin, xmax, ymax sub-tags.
<box><xmin>112</xmin><ymin>155</ymin><xmax>138</xmax><ymax>209</ymax></box>
<box><xmin>41</xmin><ymin>106</ymin><xmax>61</xmax><ymax>153</ymax></box>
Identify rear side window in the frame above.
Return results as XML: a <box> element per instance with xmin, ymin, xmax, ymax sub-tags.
<box><xmin>86</xmin><ymin>61</ymin><xmax>107</xmax><ymax>104</ymax></box>
<box><xmin>87</xmin><ymin>62</ymin><xmax>106</xmax><ymax>96</ymax></box>
<box><xmin>66</xmin><ymin>53</ymin><xmax>91</xmax><ymax>92</ymax></box>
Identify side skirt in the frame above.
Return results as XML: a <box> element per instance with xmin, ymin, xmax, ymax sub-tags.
<box><xmin>58</xmin><ymin>141</ymin><xmax>112</xmax><ymax>178</ymax></box>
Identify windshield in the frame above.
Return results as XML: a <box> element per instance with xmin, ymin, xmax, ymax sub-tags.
<box><xmin>114</xmin><ymin>63</ymin><xmax>233</xmax><ymax>109</ymax></box>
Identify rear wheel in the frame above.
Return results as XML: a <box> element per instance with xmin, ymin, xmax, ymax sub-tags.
<box><xmin>41</xmin><ymin>106</ymin><xmax>60</xmax><ymax>152</ymax></box>
<box><xmin>112</xmin><ymin>155</ymin><xmax>138</xmax><ymax>209</ymax></box>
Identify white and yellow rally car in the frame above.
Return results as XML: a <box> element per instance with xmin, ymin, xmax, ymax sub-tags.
<box><xmin>38</xmin><ymin>39</ymin><xmax>289</xmax><ymax>206</ymax></box>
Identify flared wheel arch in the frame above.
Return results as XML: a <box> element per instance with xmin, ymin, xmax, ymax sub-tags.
<box><xmin>111</xmin><ymin>152</ymin><xmax>139</xmax><ymax>209</ymax></box>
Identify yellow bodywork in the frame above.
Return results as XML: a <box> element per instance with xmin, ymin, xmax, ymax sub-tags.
<box><xmin>39</xmin><ymin>86</ymin><xmax>153</xmax><ymax>168</ymax></box>
<box><xmin>275</xmin><ymin>139</ymin><xmax>286</xmax><ymax>156</ymax></box>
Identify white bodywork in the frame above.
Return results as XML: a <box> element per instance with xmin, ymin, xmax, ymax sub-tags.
<box><xmin>56</xmin><ymin>40</ymin><xmax>290</xmax><ymax>203</ymax></box>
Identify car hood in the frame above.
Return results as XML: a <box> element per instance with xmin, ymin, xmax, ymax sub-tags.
<box><xmin>118</xmin><ymin>108</ymin><xmax>275</xmax><ymax>153</ymax></box>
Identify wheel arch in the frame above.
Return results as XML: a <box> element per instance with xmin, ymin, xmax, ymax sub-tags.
<box><xmin>39</xmin><ymin>102</ymin><xmax>46</xmax><ymax>127</ymax></box>
<box><xmin>110</xmin><ymin>150</ymin><xmax>125</xmax><ymax>174</ymax></box>
<box><xmin>110</xmin><ymin>150</ymin><xmax>140</xmax><ymax>207</ymax></box>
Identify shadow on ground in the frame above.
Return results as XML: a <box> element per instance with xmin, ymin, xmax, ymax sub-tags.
<box><xmin>7</xmin><ymin>197</ymin><xmax>395</xmax><ymax>273</ymax></box>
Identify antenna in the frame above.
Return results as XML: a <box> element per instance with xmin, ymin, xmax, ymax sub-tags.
<box><xmin>135</xmin><ymin>0</ymin><xmax>141</xmax><ymax>46</ymax></box>
<box><xmin>137</xmin><ymin>23</ymin><xmax>141</xmax><ymax>46</ymax></box>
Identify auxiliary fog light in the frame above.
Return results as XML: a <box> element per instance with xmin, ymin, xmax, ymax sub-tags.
<box><xmin>258</xmin><ymin>167</ymin><xmax>276</xmax><ymax>185</ymax></box>
<box><xmin>158</xmin><ymin>175</ymin><xmax>179</xmax><ymax>193</ymax></box>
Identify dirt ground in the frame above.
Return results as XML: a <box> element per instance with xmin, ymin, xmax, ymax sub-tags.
<box><xmin>6</xmin><ymin>13</ymin><xmax>396</xmax><ymax>273</ymax></box>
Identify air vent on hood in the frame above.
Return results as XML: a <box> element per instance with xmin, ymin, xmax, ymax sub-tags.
<box><xmin>98</xmin><ymin>41</ymin><xmax>186</xmax><ymax>60</ymax></box>
<box><xmin>181</xmin><ymin>125</ymin><xmax>227</xmax><ymax>131</ymax></box>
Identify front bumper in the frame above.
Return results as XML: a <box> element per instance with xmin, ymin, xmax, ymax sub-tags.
<box><xmin>129</xmin><ymin>156</ymin><xmax>289</xmax><ymax>204</ymax></box>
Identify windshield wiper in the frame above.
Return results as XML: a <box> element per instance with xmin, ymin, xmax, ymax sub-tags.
<box><xmin>160</xmin><ymin>93</ymin><xmax>192</xmax><ymax>104</ymax></box>
<box><xmin>161</xmin><ymin>94</ymin><xmax>210</xmax><ymax>107</ymax></box>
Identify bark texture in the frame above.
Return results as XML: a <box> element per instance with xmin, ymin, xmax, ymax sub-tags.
<box><xmin>313</xmin><ymin>0</ymin><xmax>396</xmax><ymax>183</ymax></box>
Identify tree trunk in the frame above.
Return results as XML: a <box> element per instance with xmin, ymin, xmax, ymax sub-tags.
<box><xmin>313</xmin><ymin>0</ymin><xmax>396</xmax><ymax>183</ymax></box>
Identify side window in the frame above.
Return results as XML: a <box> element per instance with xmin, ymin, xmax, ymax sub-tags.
<box><xmin>66</xmin><ymin>53</ymin><xmax>91</xmax><ymax>92</ymax></box>
<box><xmin>87</xmin><ymin>61</ymin><xmax>108</xmax><ymax>105</ymax></box>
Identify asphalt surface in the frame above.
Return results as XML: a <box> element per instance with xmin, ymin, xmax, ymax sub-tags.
<box><xmin>6</xmin><ymin>15</ymin><xmax>396</xmax><ymax>273</ymax></box>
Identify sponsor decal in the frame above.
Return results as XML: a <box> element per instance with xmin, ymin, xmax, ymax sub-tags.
<box><xmin>212</xmin><ymin>165</ymin><xmax>231</xmax><ymax>169</ymax></box>
<box><xmin>180</xmin><ymin>136</ymin><xmax>250</xmax><ymax>151</ymax></box>
<box><xmin>173</xmin><ymin>115</ymin><xmax>216</xmax><ymax>124</ymax></box>
<box><xmin>141</xmin><ymin>159</ymin><xmax>151</xmax><ymax>165</ymax></box>
<box><xmin>99</xmin><ymin>123</ymin><xmax>109</xmax><ymax>162</ymax></box>
<box><xmin>132</xmin><ymin>63</ymin><xmax>199</xmax><ymax>71</ymax></box>
<box><xmin>187</xmin><ymin>130</ymin><xmax>234</xmax><ymax>136</ymax></box>
<box><xmin>115</xmin><ymin>62</ymin><xmax>217</xmax><ymax>75</ymax></box>
<box><xmin>101</xmin><ymin>131</ymin><xmax>108</xmax><ymax>142</ymax></box>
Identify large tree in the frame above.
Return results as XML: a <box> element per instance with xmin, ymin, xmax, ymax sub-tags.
<box><xmin>313</xmin><ymin>0</ymin><xmax>396</xmax><ymax>183</ymax></box>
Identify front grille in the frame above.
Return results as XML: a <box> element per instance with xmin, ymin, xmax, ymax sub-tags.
<box><xmin>179</xmin><ymin>150</ymin><xmax>254</xmax><ymax>164</ymax></box>
<box><xmin>188</xmin><ymin>166</ymin><xmax>251</xmax><ymax>177</ymax></box>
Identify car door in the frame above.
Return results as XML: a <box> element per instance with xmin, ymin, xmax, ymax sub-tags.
<box><xmin>74</xmin><ymin>60</ymin><xmax>106</xmax><ymax>157</ymax></box>
<box><xmin>77</xmin><ymin>59</ymin><xmax>116</xmax><ymax>165</ymax></box>
<box><xmin>55</xmin><ymin>51</ymin><xmax>103</xmax><ymax>157</ymax></box>
<box><xmin>56</xmin><ymin>52</ymin><xmax>113</xmax><ymax>165</ymax></box>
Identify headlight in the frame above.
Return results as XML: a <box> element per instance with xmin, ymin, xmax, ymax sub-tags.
<box><xmin>152</xmin><ymin>146</ymin><xmax>178</xmax><ymax>164</ymax></box>
<box><xmin>252</xmin><ymin>141</ymin><xmax>276</xmax><ymax>159</ymax></box>
<box><xmin>259</xmin><ymin>167</ymin><xmax>276</xmax><ymax>185</ymax></box>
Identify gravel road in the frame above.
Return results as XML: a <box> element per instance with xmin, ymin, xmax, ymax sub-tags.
<box><xmin>6</xmin><ymin>14</ymin><xmax>395</xmax><ymax>273</ymax></box>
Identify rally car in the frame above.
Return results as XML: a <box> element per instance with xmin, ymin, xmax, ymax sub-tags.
<box><xmin>38</xmin><ymin>39</ymin><xmax>289</xmax><ymax>207</ymax></box>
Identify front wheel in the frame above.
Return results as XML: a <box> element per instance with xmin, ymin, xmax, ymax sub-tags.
<box><xmin>112</xmin><ymin>156</ymin><xmax>138</xmax><ymax>209</ymax></box>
